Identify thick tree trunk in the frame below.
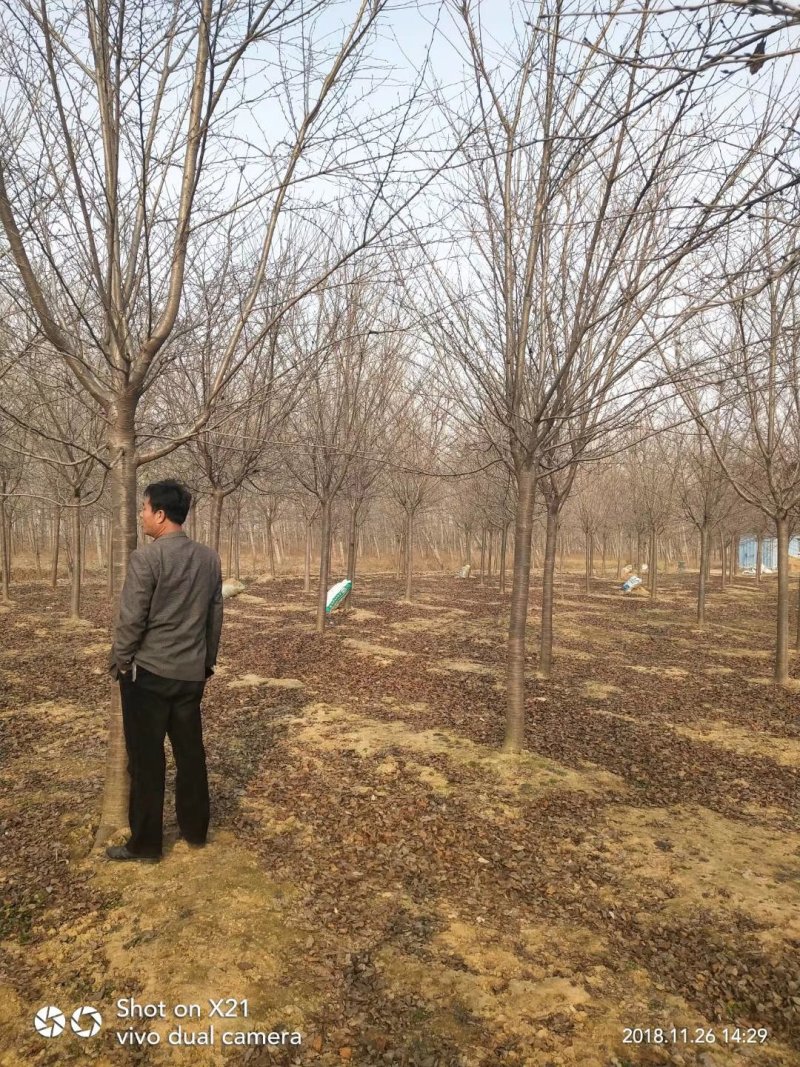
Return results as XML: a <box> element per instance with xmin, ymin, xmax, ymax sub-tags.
<box><xmin>404</xmin><ymin>507</ymin><xmax>414</xmax><ymax>602</ymax></box>
<box><xmin>775</xmin><ymin>515</ymin><xmax>790</xmax><ymax>685</ymax></box>
<box><xmin>539</xmin><ymin>502</ymin><xmax>559</xmax><ymax>680</ymax></box>
<box><xmin>316</xmin><ymin>499</ymin><xmax>332</xmax><ymax>633</ymax></box>
<box><xmin>697</xmin><ymin>525</ymin><xmax>708</xmax><ymax>625</ymax></box>
<box><xmin>756</xmin><ymin>535</ymin><xmax>762</xmax><ymax>583</ymax></box>
<box><xmin>94</xmin><ymin>405</ymin><xmax>139</xmax><ymax>849</ymax></box>
<box><xmin>69</xmin><ymin>494</ymin><xmax>82</xmax><ymax>619</ymax></box>
<box><xmin>486</xmin><ymin>528</ymin><xmax>493</xmax><ymax>582</ymax></box>
<box><xmin>504</xmin><ymin>465</ymin><xmax>536</xmax><ymax>754</ymax></box>
<box><xmin>720</xmin><ymin>533</ymin><xmax>726</xmax><ymax>591</ymax></box>
<box><xmin>479</xmin><ymin>527</ymin><xmax>486</xmax><ymax>587</ymax></box>
<box><xmin>209</xmin><ymin>490</ymin><xmax>224</xmax><ymax>554</ymax></box>
<box><xmin>465</xmin><ymin>528</ymin><xmax>472</xmax><ymax>568</ymax></box>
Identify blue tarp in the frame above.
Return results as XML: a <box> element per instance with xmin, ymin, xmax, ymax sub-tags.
<box><xmin>738</xmin><ymin>536</ymin><xmax>800</xmax><ymax>570</ymax></box>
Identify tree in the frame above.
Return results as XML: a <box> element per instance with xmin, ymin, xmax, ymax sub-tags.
<box><xmin>286</xmin><ymin>272</ymin><xmax>404</xmax><ymax>631</ymax></box>
<box><xmin>0</xmin><ymin>0</ymin><xmax>426</xmax><ymax>845</ymax></box>
<box><xmin>677</xmin><ymin>418</ymin><xmax>737</xmax><ymax>624</ymax></box>
<box><xmin>420</xmin><ymin>0</ymin><xmax>784</xmax><ymax>750</ymax></box>
<box><xmin>673</xmin><ymin>243</ymin><xmax>800</xmax><ymax>684</ymax></box>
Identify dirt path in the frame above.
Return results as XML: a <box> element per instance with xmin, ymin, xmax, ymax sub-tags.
<box><xmin>1</xmin><ymin>572</ymin><xmax>799</xmax><ymax>1066</ymax></box>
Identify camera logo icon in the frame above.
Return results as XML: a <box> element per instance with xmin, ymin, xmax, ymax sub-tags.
<box><xmin>33</xmin><ymin>1006</ymin><xmax>65</xmax><ymax>1038</ymax></box>
<box><xmin>71</xmin><ymin>1006</ymin><xmax>103</xmax><ymax>1037</ymax></box>
<box><xmin>33</xmin><ymin>1005</ymin><xmax>103</xmax><ymax>1039</ymax></box>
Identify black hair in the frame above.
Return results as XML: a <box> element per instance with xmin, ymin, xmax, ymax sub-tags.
<box><xmin>143</xmin><ymin>480</ymin><xmax>192</xmax><ymax>525</ymax></box>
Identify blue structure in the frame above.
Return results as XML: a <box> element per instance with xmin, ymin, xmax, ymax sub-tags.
<box><xmin>738</xmin><ymin>535</ymin><xmax>800</xmax><ymax>570</ymax></box>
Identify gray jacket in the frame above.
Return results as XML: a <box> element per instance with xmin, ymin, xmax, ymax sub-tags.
<box><xmin>110</xmin><ymin>531</ymin><xmax>223</xmax><ymax>682</ymax></box>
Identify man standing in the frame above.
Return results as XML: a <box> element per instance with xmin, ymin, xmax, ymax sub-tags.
<box><xmin>107</xmin><ymin>480</ymin><xmax>223</xmax><ymax>862</ymax></box>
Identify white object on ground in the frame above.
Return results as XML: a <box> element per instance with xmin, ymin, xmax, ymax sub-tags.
<box><xmin>326</xmin><ymin>579</ymin><xmax>352</xmax><ymax>613</ymax></box>
<box><xmin>621</xmin><ymin>575</ymin><xmax>643</xmax><ymax>593</ymax></box>
<box><xmin>222</xmin><ymin>578</ymin><xmax>246</xmax><ymax>599</ymax></box>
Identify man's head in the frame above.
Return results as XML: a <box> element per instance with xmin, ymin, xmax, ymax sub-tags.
<box><xmin>141</xmin><ymin>480</ymin><xmax>192</xmax><ymax>539</ymax></box>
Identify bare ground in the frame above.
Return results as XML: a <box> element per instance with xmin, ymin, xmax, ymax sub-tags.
<box><xmin>1</xmin><ymin>570</ymin><xmax>799</xmax><ymax>1067</ymax></box>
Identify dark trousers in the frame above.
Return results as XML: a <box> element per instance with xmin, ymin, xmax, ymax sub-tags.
<box><xmin>119</xmin><ymin>667</ymin><xmax>210</xmax><ymax>856</ymax></box>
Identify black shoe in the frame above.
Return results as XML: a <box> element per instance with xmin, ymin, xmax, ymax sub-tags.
<box><xmin>105</xmin><ymin>844</ymin><xmax>160</xmax><ymax>863</ymax></box>
<box><xmin>178</xmin><ymin>834</ymin><xmax>206</xmax><ymax>849</ymax></box>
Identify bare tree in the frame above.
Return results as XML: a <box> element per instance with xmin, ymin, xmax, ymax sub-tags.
<box><xmin>417</xmin><ymin>0</ymin><xmax>791</xmax><ymax>750</ymax></box>
<box><xmin>286</xmin><ymin>273</ymin><xmax>404</xmax><ymax>631</ymax></box>
<box><xmin>673</xmin><ymin>243</ymin><xmax>800</xmax><ymax>684</ymax></box>
<box><xmin>677</xmin><ymin>417</ymin><xmax>737</xmax><ymax>624</ymax></box>
<box><xmin>0</xmin><ymin>0</ymin><xmax>432</xmax><ymax>846</ymax></box>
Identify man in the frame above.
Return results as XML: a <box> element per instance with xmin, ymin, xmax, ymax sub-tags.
<box><xmin>106</xmin><ymin>479</ymin><xmax>223</xmax><ymax>863</ymax></box>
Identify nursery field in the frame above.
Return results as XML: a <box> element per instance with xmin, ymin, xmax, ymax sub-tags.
<box><xmin>1</xmin><ymin>570</ymin><xmax>799</xmax><ymax>1067</ymax></box>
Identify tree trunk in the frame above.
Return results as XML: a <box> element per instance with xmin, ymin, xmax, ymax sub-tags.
<box><xmin>775</xmin><ymin>514</ymin><xmax>790</xmax><ymax>685</ymax></box>
<box><xmin>616</xmin><ymin>527</ymin><xmax>623</xmax><ymax>580</ymax></box>
<box><xmin>347</xmin><ymin>504</ymin><xmax>358</xmax><ymax>583</ymax></box>
<box><xmin>247</xmin><ymin>522</ymin><xmax>255</xmax><ymax>573</ymax></box>
<box><xmin>499</xmin><ymin>522</ymin><xmax>508</xmax><ymax>595</ymax></box>
<box><xmin>479</xmin><ymin>527</ymin><xmax>486</xmax><ymax>587</ymax></box>
<box><xmin>32</xmin><ymin>516</ymin><xmax>42</xmax><ymax>579</ymax></box>
<box><xmin>465</xmin><ymin>528</ymin><xmax>472</xmax><ymax>568</ymax></box>
<box><xmin>756</xmin><ymin>534</ymin><xmax>762</xmax><ymax>583</ymax></box>
<box><xmin>0</xmin><ymin>495</ymin><xmax>9</xmax><ymax>604</ymax></box>
<box><xmin>404</xmin><ymin>507</ymin><xmax>415</xmax><ymax>602</ymax></box>
<box><xmin>720</xmin><ymin>533</ymin><xmax>726</xmax><ymax>591</ymax></box>
<box><xmin>50</xmin><ymin>506</ymin><xmax>61</xmax><ymax>589</ymax></box>
<box><xmin>234</xmin><ymin>503</ymin><xmax>241</xmax><ymax>580</ymax></box>
<box><xmin>650</xmin><ymin>527</ymin><xmax>658</xmax><ymax>602</ymax></box>
<box><xmin>697</xmin><ymin>525</ymin><xmax>708</xmax><ymax>626</ymax></box>
<box><xmin>584</xmin><ymin>530</ymin><xmax>591</xmax><ymax>594</ymax></box>
<box><xmin>69</xmin><ymin>494</ymin><xmax>82</xmax><ymax>619</ymax></box>
<box><xmin>106</xmin><ymin>518</ymin><xmax>114</xmax><ymax>601</ymax></box>
<box><xmin>539</xmin><ymin>502</ymin><xmax>559</xmax><ymax>680</ymax></box>
<box><xmin>94</xmin><ymin>406</ymin><xmax>139</xmax><ymax>849</ymax></box>
<box><xmin>209</xmin><ymin>490</ymin><xmax>224</xmax><ymax>553</ymax></box>
<box><xmin>304</xmin><ymin>520</ymin><xmax>313</xmax><ymax>593</ymax></box>
<box><xmin>316</xmin><ymin>499</ymin><xmax>332</xmax><ymax>633</ymax></box>
<box><xmin>504</xmin><ymin>465</ymin><xmax>536</xmax><ymax>753</ymax></box>
<box><xmin>795</xmin><ymin>574</ymin><xmax>800</xmax><ymax>654</ymax></box>
<box><xmin>267</xmin><ymin>519</ymin><xmax>277</xmax><ymax>579</ymax></box>
<box><xmin>486</xmin><ymin>528</ymin><xmax>493</xmax><ymax>582</ymax></box>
